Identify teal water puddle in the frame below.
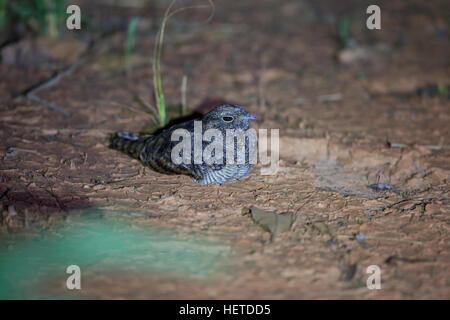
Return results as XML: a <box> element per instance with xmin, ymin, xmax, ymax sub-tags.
<box><xmin>0</xmin><ymin>209</ymin><xmax>231</xmax><ymax>299</ymax></box>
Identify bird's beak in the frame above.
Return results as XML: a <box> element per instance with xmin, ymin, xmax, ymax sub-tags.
<box><xmin>246</xmin><ymin>113</ymin><xmax>257</xmax><ymax>120</ymax></box>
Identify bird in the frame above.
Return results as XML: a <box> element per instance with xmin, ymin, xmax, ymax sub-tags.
<box><xmin>110</xmin><ymin>104</ymin><xmax>257</xmax><ymax>185</ymax></box>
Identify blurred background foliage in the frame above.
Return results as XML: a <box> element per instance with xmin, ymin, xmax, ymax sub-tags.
<box><xmin>0</xmin><ymin>0</ymin><xmax>67</xmax><ymax>41</ymax></box>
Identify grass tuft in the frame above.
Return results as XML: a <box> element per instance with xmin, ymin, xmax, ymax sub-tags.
<box><xmin>337</xmin><ymin>16</ymin><xmax>352</xmax><ymax>48</ymax></box>
<box><xmin>5</xmin><ymin>0</ymin><xmax>66</xmax><ymax>37</ymax></box>
<box><xmin>0</xmin><ymin>0</ymin><xmax>6</xmax><ymax>28</ymax></box>
<box><xmin>152</xmin><ymin>0</ymin><xmax>214</xmax><ymax>127</ymax></box>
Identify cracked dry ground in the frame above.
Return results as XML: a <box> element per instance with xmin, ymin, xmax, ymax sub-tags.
<box><xmin>1</xmin><ymin>0</ymin><xmax>449</xmax><ymax>299</ymax></box>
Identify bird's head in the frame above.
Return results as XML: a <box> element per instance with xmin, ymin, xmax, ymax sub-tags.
<box><xmin>201</xmin><ymin>104</ymin><xmax>256</xmax><ymax>131</ymax></box>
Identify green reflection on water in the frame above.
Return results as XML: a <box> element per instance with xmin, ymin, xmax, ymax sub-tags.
<box><xmin>0</xmin><ymin>209</ymin><xmax>230</xmax><ymax>299</ymax></box>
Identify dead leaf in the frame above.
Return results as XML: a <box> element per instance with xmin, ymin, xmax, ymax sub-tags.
<box><xmin>243</xmin><ymin>206</ymin><xmax>294</xmax><ymax>241</ymax></box>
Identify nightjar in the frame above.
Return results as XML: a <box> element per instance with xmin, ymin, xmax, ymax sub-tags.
<box><xmin>110</xmin><ymin>104</ymin><xmax>257</xmax><ymax>184</ymax></box>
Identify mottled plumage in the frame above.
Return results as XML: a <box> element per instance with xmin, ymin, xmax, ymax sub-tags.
<box><xmin>110</xmin><ymin>104</ymin><xmax>257</xmax><ymax>184</ymax></box>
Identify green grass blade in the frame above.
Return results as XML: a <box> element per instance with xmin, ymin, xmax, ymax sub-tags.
<box><xmin>125</xmin><ymin>17</ymin><xmax>139</xmax><ymax>71</ymax></box>
<box><xmin>152</xmin><ymin>0</ymin><xmax>215</xmax><ymax>127</ymax></box>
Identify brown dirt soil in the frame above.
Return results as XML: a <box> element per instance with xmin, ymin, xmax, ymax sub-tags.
<box><xmin>1</xmin><ymin>0</ymin><xmax>449</xmax><ymax>299</ymax></box>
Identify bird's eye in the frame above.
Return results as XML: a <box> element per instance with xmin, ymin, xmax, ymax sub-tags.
<box><xmin>222</xmin><ymin>116</ymin><xmax>234</xmax><ymax>122</ymax></box>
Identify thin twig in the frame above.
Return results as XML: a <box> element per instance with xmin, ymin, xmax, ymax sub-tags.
<box><xmin>336</xmin><ymin>234</ymin><xmax>424</xmax><ymax>245</ymax></box>
<box><xmin>181</xmin><ymin>74</ymin><xmax>188</xmax><ymax>115</ymax></box>
<box><xmin>16</xmin><ymin>31</ymin><xmax>119</xmax><ymax>116</ymax></box>
<box><xmin>387</xmin><ymin>141</ymin><xmax>450</xmax><ymax>151</ymax></box>
<box><xmin>21</xmin><ymin>58</ymin><xmax>86</xmax><ymax>116</ymax></box>
<box><xmin>26</xmin><ymin>93</ymin><xmax>70</xmax><ymax>116</ymax></box>
<box><xmin>317</xmin><ymin>93</ymin><xmax>342</xmax><ymax>102</ymax></box>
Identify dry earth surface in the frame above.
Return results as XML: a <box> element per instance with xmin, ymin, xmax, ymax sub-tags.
<box><xmin>1</xmin><ymin>0</ymin><xmax>449</xmax><ymax>299</ymax></box>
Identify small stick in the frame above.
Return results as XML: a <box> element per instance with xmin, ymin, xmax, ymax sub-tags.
<box><xmin>21</xmin><ymin>59</ymin><xmax>86</xmax><ymax>116</ymax></box>
<box><xmin>336</xmin><ymin>234</ymin><xmax>424</xmax><ymax>245</ymax></box>
<box><xmin>387</xmin><ymin>141</ymin><xmax>450</xmax><ymax>151</ymax></box>
<box><xmin>181</xmin><ymin>75</ymin><xmax>188</xmax><ymax>115</ymax></box>
<box><xmin>27</xmin><ymin>93</ymin><xmax>70</xmax><ymax>116</ymax></box>
<box><xmin>317</xmin><ymin>93</ymin><xmax>342</xmax><ymax>102</ymax></box>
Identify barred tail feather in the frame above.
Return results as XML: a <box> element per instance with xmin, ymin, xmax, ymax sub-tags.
<box><xmin>110</xmin><ymin>132</ymin><xmax>148</xmax><ymax>159</ymax></box>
